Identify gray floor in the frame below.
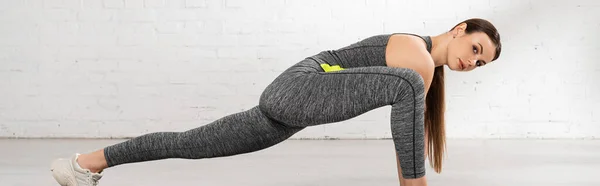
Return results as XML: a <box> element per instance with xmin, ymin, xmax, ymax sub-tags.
<box><xmin>1</xmin><ymin>139</ymin><xmax>599</xmax><ymax>186</ymax></box>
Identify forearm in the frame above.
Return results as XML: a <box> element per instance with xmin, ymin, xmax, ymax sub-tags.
<box><xmin>391</xmin><ymin>103</ymin><xmax>426</xmax><ymax>179</ymax></box>
<box><xmin>396</xmin><ymin>151</ymin><xmax>407</xmax><ymax>186</ymax></box>
<box><xmin>397</xmin><ymin>165</ymin><xmax>427</xmax><ymax>186</ymax></box>
<box><xmin>396</xmin><ymin>151</ymin><xmax>428</xmax><ymax>186</ymax></box>
<box><xmin>396</xmin><ymin>130</ymin><xmax>429</xmax><ymax>186</ymax></box>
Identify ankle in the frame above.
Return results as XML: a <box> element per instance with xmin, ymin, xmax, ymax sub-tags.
<box><xmin>76</xmin><ymin>154</ymin><xmax>104</xmax><ymax>173</ymax></box>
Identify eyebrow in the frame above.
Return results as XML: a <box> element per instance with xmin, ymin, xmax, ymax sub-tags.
<box><xmin>478</xmin><ymin>43</ymin><xmax>488</xmax><ymax>64</ymax></box>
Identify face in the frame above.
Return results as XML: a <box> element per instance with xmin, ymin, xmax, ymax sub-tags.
<box><xmin>446</xmin><ymin>24</ymin><xmax>496</xmax><ymax>72</ymax></box>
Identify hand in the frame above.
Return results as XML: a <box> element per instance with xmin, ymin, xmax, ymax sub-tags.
<box><xmin>402</xmin><ymin>176</ymin><xmax>427</xmax><ymax>186</ymax></box>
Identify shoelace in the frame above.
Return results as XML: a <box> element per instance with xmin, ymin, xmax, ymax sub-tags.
<box><xmin>86</xmin><ymin>170</ymin><xmax>101</xmax><ymax>186</ymax></box>
<box><xmin>91</xmin><ymin>179</ymin><xmax>99</xmax><ymax>186</ymax></box>
<box><xmin>89</xmin><ymin>174</ymin><xmax>100</xmax><ymax>186</ymax></box>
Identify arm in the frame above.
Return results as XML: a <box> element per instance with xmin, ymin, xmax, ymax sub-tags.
<box><xmin>396</xmin><ymin>155</ymin><xmax>427</xmax><ymax>186</ymax></box>
<box><xmin>387</xmin><ymin>35</ymin><xmax>435</xmax><ymax>186</ymax></box>
<box><xmin>398</xmin><ymin>130</ymin><xmax>429</xmax><ymax>186</ymax></box>
<box><xmin>390</xmin><ymin>74</ymin><xmax>428</xmax><ymax>185</ymax></box>
<box><xmin>395</xmin><ymin>77</ymin><xmax>431</xmax><ymax>186</ymax></box>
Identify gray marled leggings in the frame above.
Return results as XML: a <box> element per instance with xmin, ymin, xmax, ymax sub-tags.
<box><xmin>103</xmin><ymin>58</ymin><xmax>426</xmax><ymax>179</ymax></box>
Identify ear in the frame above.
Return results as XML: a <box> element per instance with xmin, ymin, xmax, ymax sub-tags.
<box><xmin>452</xmin><ymin>23</ymin><xmax>467</xmax><ymax>37</ymax></box>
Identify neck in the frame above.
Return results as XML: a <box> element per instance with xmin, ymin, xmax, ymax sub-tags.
<box><xmin>430</xmin><ymin>32</ymin><xmax>453</xmax><ymax>68</ymax></box>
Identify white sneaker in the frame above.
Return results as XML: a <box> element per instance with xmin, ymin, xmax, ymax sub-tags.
<box><xmin>50</xmin><ymin>153</ymin><xmax>104</xmax><ymax>186</ymax></box>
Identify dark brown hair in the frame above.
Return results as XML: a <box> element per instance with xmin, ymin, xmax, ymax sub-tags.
<box><xmin>426</xmin><ymin>18</ymin><xmax>501</xmax><ymax>174</ymax></box>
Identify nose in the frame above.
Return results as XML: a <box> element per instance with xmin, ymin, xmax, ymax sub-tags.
<box><xmin>466</xmin><ymin>58</ymin><xmax>476</xmax><ymax>67</ymax></box>
<box><xmin>469</xmin><ymin>54</ymin><xmax>483</xmax><ymax>67</ymax></box>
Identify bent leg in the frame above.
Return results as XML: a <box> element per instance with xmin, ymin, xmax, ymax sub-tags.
<box><xmin>259</xmin><ymin>65</ymin><xmax>426</xmax><ymax>178</ymax></box>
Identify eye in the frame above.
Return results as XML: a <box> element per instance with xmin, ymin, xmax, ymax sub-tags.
<box><xmin>475</xmin><ymin>60</ymin><xmax>487</xmax><ymax>67</ymax></box>
<box><xmin>472</xmin><ymin>46</ymin><xmax>478</xmax><ymax>54</ymax></box>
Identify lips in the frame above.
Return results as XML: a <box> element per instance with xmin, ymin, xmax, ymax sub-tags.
<box><xmin>458</xmin><ymin>58</ymin><xmax>465</xmax><ymax>70</ymax></box>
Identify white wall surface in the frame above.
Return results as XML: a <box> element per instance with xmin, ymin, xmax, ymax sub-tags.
<box><xmin>1</xmin><ymin>0</ymin><xmax>598</xmax><ymax>139</ymax></box>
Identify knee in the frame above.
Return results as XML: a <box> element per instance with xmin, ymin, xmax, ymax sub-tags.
<box><xmin>394</xmin><ymin>68</ymin><xmax>426</xmax><ymax>102</ymax></box>
<box><xmin>400</xmin><ymin>68</ymin><xmax>425</xmax><ymax>93</ymax></box>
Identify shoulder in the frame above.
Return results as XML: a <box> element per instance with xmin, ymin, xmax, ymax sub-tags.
<box><xmin>386</xmin><ymin>34</ymin><xmax>435</xmax><ymax>86</ymax></box>
<box><xmin>387</xmin><ymin>34</ymin><xmax>434</xmax><ymax>68</ymax></box>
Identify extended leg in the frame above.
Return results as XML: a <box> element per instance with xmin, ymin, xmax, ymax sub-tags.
<box><xmin>101</xmin><ymin>106</ymin><xmax>304</xmax><ymax>168</ymax></box>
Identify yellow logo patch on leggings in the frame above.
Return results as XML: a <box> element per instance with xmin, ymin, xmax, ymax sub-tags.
<box><xmin>320</xmin><ymin>64</ymin><xmax>345</xmax><ymax>72</ymax></box>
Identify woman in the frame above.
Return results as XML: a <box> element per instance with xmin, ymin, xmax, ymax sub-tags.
<box><xmin>50</xmin><ymin>18</ymin><xmax>501</xmax><ymax>186</ymax></box>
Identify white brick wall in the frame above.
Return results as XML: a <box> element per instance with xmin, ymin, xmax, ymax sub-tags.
<box><xmin>1</xmin><ymin>0</ymin><xmax>599</xmax><ymax>139</ymax></box>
